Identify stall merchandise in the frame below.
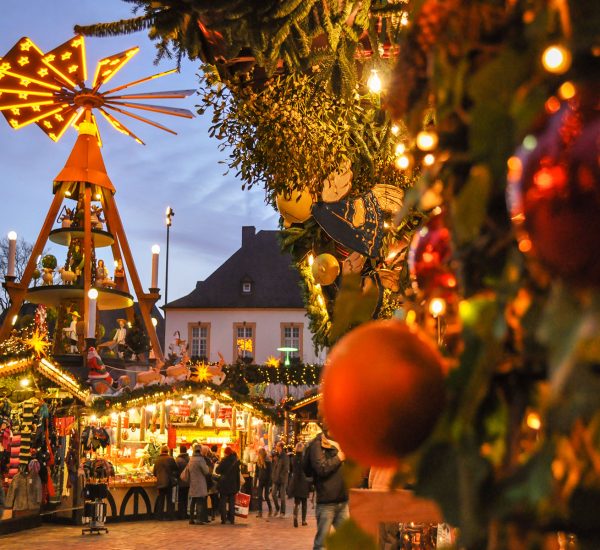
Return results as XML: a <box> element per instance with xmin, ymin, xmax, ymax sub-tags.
<box><xmin>80</xmin><ymin>388</ymin><xmax>271</xmax><ymax>522</ymax></box>
<box><xmin>0</xmin><ymin>355</ymin><xmax>88</xmax><ymax>533</ymax></box>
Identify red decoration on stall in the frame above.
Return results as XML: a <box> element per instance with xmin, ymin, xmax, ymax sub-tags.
<box><xmin>218</xmin><ymin>406</ymin><xmax>233</xmax><ymax>421</ymax></box>
<box><xmin>167</xmin><ymin>426</ymin><xmax>177</xmax><ymax>449</ymax></box>
<box><xmin>507</xmin><ymin>93</ymin><xmax>600</xmax><ymax>286</ymax></box>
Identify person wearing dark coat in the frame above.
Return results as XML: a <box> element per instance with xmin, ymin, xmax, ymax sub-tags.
<box><xmin>288</xmin><ymin>442</ymin><xmax>311</xmax><ymax>527</ymax></box>
<box><xmin>175</xmin><ymin>445</ymin><xmax>190</xmax><ymax>519</ymax></box>
<box><xmin>153</xmin><ymin>445</ymin><xmax>179</xmax><ymax>520</ymax></box>
<box><xmin>272</xmin><ymin>440</ymin><xmax>290</xmax><ymax>517</ymax></box>
<box><xmin>255</xmin><ymin>447</ymin><xmax>273</xmax><ymax>518</ymax></box>
<box><xmin>215</xmin><ymin>446</ymin><xmax>240</xmax><ymax>524</ymax></box>
<box><xmin>307</xmin><ymin>431</ymin><xmax>348</xmax><ymax>550</ymax></box>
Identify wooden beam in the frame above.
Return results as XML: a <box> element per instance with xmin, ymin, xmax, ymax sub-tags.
<box><xmin>0</xmin><ymin>184</ymin><xmax>66</xmax><ymax>342</ymax></box>
<box><xmin>82</xmin><ymin>184</ymin><xmax>92</xmax><ymax>344</ymax></box>
<box><xmin>102</xmin><ymin>192</ymin><xmax>164</xmax><ymax>362</ymax></box>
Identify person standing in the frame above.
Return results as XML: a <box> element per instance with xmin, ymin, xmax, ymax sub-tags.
<box><xmin>153</xmin><ymin>445</ymin><xmax>179</xmax><ymax>521</ymax></box>
<box><xmin>215</xmin><ymin>446</ymin><xmax>240</xmax><ymax>524</ymax></box>
<box><xmin>186</xmin><ymin>444</ymin><xmax>210</xmax><ymax>525</ymax></box>
<box><xmin>206</xmin><ymin>444</ymin><xmax>220</xmax><ymax>520</ymax></box>
<box><xmin>175</xmin><ymin>444</ymin><xmax>190</xmax><ymax>519</ymax></box>
<box><xmin>306</xmin><ymin>429</ymin><xmax>348</xmax><ymax>550</ymax></box>
<box><xmin>289</xmin><ymin>441</ymin><xmax>311</xmax><ymax>527</ymax></box>
<box><xmin>272</xmin><ymin>440</ymin><xmax>290</xmax><ymax>517</ymax></box>
<box><xmin>255</xmin><ymin>447</ymin><xmax>273</xmax><ymax>518</ymax></box>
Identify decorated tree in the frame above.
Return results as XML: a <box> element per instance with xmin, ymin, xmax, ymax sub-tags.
<box><xmin>79</xmin><ymin>0</ymin><xmax>600</xmax><ymax>547</ymax></box>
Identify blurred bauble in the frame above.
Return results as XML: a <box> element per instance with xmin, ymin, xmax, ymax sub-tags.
<box><xmin>276</xmin><ymin>189</ymin><xmax>313</xmax><ymax>225</ymax></box>
<box><xmin>322</xmin><ymin>320</ymin><xmax>446</xmax><ymax>466</ymax></box>
<box><xmin>410</xmin><ymin>215</ymin><xmax>453</xmax><ymax>293</ymax></box>
<box><xmin>507</xmin><ymin>96</ymin><xmax>600</xmax><ymax>286</ymax></box>
<box><xmin>311</xmin><ymin>253</ymin><xmax>340</xmax><ymax>286</ymax></box>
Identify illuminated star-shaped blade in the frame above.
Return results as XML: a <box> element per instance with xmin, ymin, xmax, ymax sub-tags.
<box><xmin>0</xmin><ymin>93</ymin><xmax>55</xmax><ymax>111</ymax></box>
<box><xmin>4</xmin><ymin>102</ymin><xmax>70</xmax><ymax>130</ymax></box>
<box><xmin>42</xmin><ymin>35</ymin><xmax>87</xmax><ymax>89</ymax></box>
<box><xmin>0</xmin><ymin>37</ymin><xmax>64</xmax><ymax>90</ymax></box>
<box><xmin>35</xmin><ymin>105</ymin><xmax>80</xmax><ymax>142</ymax></box>
<box><xmin>1</xmin><ymin>35</ymin><xmax>192</xmax><ymax>143</ymax></box>
<box><xmin>92</xmin><ymin>46</ymin><xmax>139</xmax><ymax>89</ymax></box>
<box><xmin>23</xmin><ymin>328</ymin><xmax>52</xmax><ymax>358</ymax></box>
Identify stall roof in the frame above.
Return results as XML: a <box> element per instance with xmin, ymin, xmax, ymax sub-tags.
<box><xmin>0</xmin><ymin>357</ymin><xmax>89</xmax><ymax>402</ymax></box>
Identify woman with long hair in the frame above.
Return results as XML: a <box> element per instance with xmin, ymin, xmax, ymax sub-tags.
<box><xmin>288</xmin><ymin>441</ymin><xmax>311</xmax><ymax>527</ymax></box>
<box><xmin>255</xmin><ymin>447</ymin><xmax>273</xmax><ymax>518</ymax></box>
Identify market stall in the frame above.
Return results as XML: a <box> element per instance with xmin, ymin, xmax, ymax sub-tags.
<box><xmin>82</xmin><ymin>385</ymin><xmax>272</xmax><ymax>521</ymax></box>
<box><xmin>0</xmin><ymin>340</ymin><xmax>89</xmax><ymax>535</ymax></box>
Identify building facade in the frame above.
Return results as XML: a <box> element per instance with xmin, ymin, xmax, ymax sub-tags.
<box><xmin>164</xmin><ymin>226</ymin><xmax>325</xmax><ymax>365</ymax></box>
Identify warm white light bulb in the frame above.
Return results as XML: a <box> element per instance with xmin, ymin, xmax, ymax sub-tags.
<box><xmin>542</xmin><ymin>44</ymin><xmax>571</xmax><ymax>74</ymax></box>
<box><xmin>395</xmin><ymin>143</ymin><xmax>406</xmax><ymax>156</ymax></box>
<box><xmin>7</xmin><ymin>231</ymin><xmax>17</xmax><ymax>241</ymax></box>
<box><xmin>88</xmin><ymin>288</ymin><xmax>99</xmax><ymax>300</ymax></box>
<box><xmin>152</xmin><ymin>244</ymin><xmax>160</xmax><ymax>255</ymax></box>
<box><xmin>429</xmin><ymin>298</ymin><xmax>446</xmax><ymax>318</ymax></box>
<box><xmin>416</xmin><ymin>130</ymin><xmax>439</xmax><ymax>151</ymax></box>
<box><xmin>151</xmin><ymin>317</ymin><xmax>158</xmax><ymax>327</ymax></box>
<box><xmin>395</xmin><ymin>154</ymin><xmax>411</xmax><ymax>170</ymax></box>
<box><xmin>423</xmin><ymin>153</ymin><xmax>436</xmax><ymax>166</ymax></box>
<box><xmin>367</xmin><ymin>70</ymin><xmax>382</xmax><ymax>94</ymax></box>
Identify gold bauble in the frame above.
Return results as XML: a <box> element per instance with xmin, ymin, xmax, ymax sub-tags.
<box><xmin>311</xmin><ymin>253</ymin><xmax>340</xmax><ymax>286</ymax></box>
<box><xmin>276</xmin><ymin>189</ymin><xmax>313</xmax><ymax>224</ymax></box>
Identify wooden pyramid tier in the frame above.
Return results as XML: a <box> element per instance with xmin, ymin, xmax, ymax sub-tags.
<box><xmin>49</xmin><ymin>227</ymin><xmax>114</xmax><ymax>248</ymax></box>
<box><xmin>27</xmin><ymin>285</ymin><xmax>134</xmax><ymax>310</ymax></box>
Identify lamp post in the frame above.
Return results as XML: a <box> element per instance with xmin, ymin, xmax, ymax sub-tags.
<box><xmin>164</xmin><ymin>207</ymin><xmax>174</xmax><ymax>308</ymax></box>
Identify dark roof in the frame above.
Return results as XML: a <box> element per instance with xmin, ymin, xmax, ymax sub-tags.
<box><xmin>165</xmin><ymin>227</ymin><xmax>304</xmax><ymax>309</ymax></box>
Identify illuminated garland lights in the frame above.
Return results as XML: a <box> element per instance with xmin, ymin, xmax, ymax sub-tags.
<box><xmin>88</xmin><ymin>361</ymin><xmax>323</xmax><ymax>417</ymax></box>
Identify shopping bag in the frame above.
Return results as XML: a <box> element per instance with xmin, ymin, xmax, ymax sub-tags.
<box><xmin>234</xmin><ymin>492</ymin><xmax>251</xmax><ymax>519</ymax></box>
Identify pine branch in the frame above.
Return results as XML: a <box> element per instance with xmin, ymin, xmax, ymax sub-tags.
<box><xmin>74</xmin><ymin>14</ymin><xmax>156</xmax><ymax>36</ymax></box>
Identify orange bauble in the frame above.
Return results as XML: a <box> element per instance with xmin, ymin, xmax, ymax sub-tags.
<box><xmin>322</xmin><ymin>320</ymin><xmax>446</xmax><ymax>466</ymax></box>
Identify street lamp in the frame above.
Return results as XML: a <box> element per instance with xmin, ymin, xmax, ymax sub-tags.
<box><xmin>277</xmin><ymin>347</ymin><xmax>298</xmax><ymax>367</ymax></box>
<box><xmin>164</xmin><ymin>206</ymin><xmax>174</xmax><ymax>307</ymax></box>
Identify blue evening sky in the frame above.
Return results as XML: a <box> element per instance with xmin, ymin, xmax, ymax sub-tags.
<box><xmin>0</xmin><ymin>0</ymin><xmax>277</xmax><ymax>309</ymax></box>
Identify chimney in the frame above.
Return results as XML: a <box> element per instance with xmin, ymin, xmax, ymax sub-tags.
<box><xmin>242</xmin><ymin>226</ymin><xmax>256</xmax><ymax>247</ymax></box>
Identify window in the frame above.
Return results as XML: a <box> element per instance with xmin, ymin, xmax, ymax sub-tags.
<box><xmin>233</xmin><ymin>322</ymin><xmax>256</xmax><ymax>360</ymax></box>
<box><xmin>281</xmin><ymin>323</ymin><xmax>303</xmax><ymax>360</ymax></box>
<box><xmin>242</xmin><ymin>282</ymin><xmax>252</xmax><ymax>293</ymax></box>
<box><xmin>188</xmin><ymin>323</ymin><xmax>210</xmax><ymax>360</ymax></box>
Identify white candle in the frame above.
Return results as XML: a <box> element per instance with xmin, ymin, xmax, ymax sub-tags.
<box><xmin>151</xmin><ymin>244</ymin><xmax>160</xmax><ymax>289</ymax></box>
<box><xmin>87</xmin><ymin>288</ymin><xmax>98</xmax><ymax>339</ymax></box>
<box><xmin>7</xmin><ymin>231</ymin><xmax>17</xmax><ymax>277</ymax></box>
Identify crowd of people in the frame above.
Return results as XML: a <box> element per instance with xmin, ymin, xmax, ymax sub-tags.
<box><xmin>150</xmin><ymin>422</ymin><xmax>349</xmax><ymax>550</ymax></box>
<box><xmin>153</xmin><ymin>442</ymin><xmax>241</xmax><ymax>525</ymax></box>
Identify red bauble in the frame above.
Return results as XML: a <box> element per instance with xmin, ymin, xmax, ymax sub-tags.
<box><xmin>410</xmin><ymin>214</ymin><xmax>455</xmax><ymax>294</ymax></box>
<box><xmin>507</xmin><ymin>98</ymin><xmax>600</xmax><ymax>286</ymax></box>
<box><xmin>322</xmin><ymin>320</ymin><xmax>446</xmax><ymax>466</ymax></box>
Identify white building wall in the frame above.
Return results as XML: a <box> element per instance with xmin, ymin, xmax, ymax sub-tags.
<box><xmin>165</xmin><ymin>308</ymin><xmax>325</xmax><ymax>364</ymax></box>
